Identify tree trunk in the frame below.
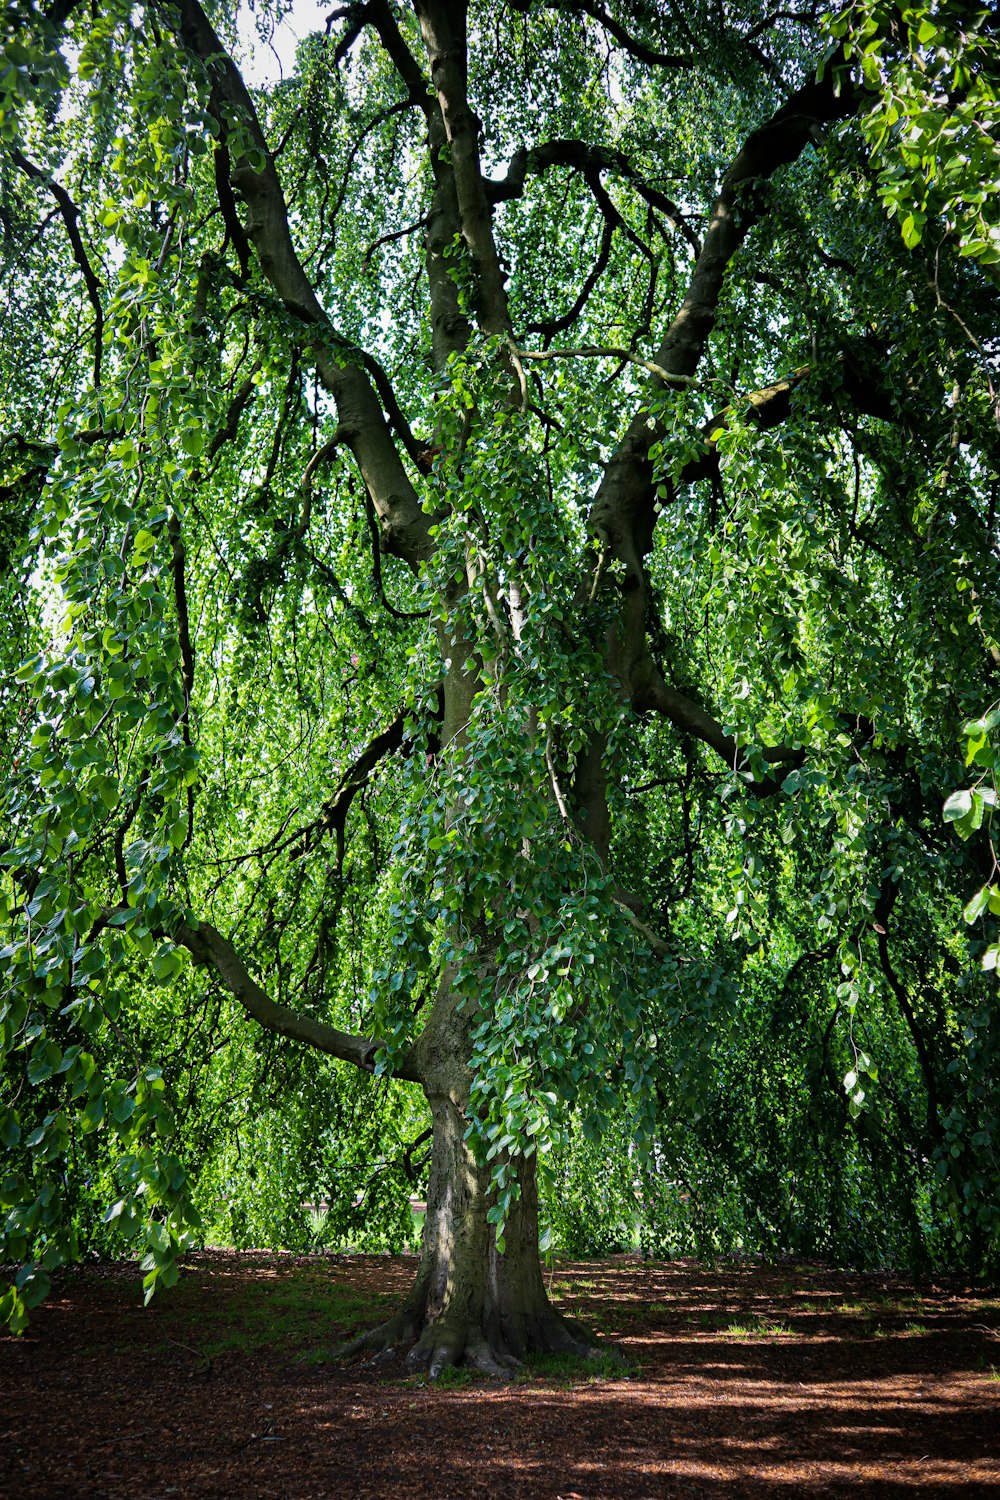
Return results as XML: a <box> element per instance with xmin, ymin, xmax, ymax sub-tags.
<box><xmin>336</xmin><ymin>986</ymin><xmax>595</xmax><ymax>1377</ymax></box>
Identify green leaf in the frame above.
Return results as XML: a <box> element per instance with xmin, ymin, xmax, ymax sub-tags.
<box><xmin>901</xmin><ymin>214</ymin><xmax>923</xmax><ymax>249</ymax></box>
<box><xmin>963</xmin><ymin>886</ymin><xmax>990</xmax><ymax>924</ymax></box>
<box><xmin>0</xmin><ymin>1109</ymin><xmax>20</xmax><ymax>1149</ymax></box>
<box><xmin>943</xmin><ymin>790</ymin><xmax>973</xmax><ymax>823</ymax></box>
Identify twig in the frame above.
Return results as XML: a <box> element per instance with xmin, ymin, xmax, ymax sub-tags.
<box><xmin>516</xmin><ymin>345</ymin><xmax>696</xmax><ymax>387</ymax></box>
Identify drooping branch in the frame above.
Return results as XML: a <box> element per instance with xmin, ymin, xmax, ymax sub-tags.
<box><xmin>320</xmin><ymin>99</ymin><xmax>416</xmax><ymax>262</ymax></box>
<box><xmin>569</xmin><ymin>55</ymin><xmax>863</xmax><ymax>793</ymax></box>
<box><xmin>632</xmin><ymin>670</ymin><xmax>804</xmax><ymax>791</ymax></box>
<box><xmin>872</xmin><ymin>883</ymin><xmax>944</xmax><ymax>1150</ymax></box>
<box><xmin>486</xmin><ymin>138</ymin><xmax>702</xmax><ymax>258</ymax></box>
<box><xmin>11</xmin><ymin>148</ymin><xmax>105</xmax><ymax>387</ymax></box>
<box><xmin>325</xmin><ymin>1</ymin><xmax>370</xmax><ymax>65</ymax></box>
<box><xmin>168</xmin><ymin>511</ymin><xmax>196</xmax><ymax>847</ymax></box>
<box><xmin>289</xmin><ymin>694</ymin><xmax>441</xmax><ymax>865</ymax></box>
<box><xmin>205</xmin><ymin>376</ymin><xmax>257</xmax><ymax>464</ymax></box>
<box><xmin>160</xmin><ymin>0</ymin><xmax>433</xmax><ymax>570</ymax></box>
<box><xmin>517</xmin><ymin>344</ymin><xmax>696</xmax><ymax>387</ymax></box>
<box><xmin>173</xmin><ymin>918</ymin><xmax>421</xmax><ymax>1079</ymax></box>
<box><xmin>303</xmin><ymin>711</ymin><xmax>408</xmax><ymax>870</ymax></box>
<box><xmin>507</xmin><ymin>0</ymin><xmax>692</xmax><ymax>70</ymax></box>
<box><xmin>358</xmin><ymin>350</ymin><xmax>424</xmax><ymax>468</ymax></box>
<box><xmin>362</xmin><ymin>214</ymin><xmax>429</xmax><ymax>272</ymax></box>
<box><xmin>363</xmin><ymin>491</ymin><xmax>432</xmax><ymax>621</ymax></box>
<box><xmin>590</xmin><ymin>61</ymin><xmax>861</xmax><ymax>569</ymax></box>
<box><xmin>527</xmin><ymin>217</ymin><xmax>615</xmax><ymax>340</ymax></box>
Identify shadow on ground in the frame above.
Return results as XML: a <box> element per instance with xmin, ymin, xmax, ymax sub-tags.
<box><xmin>2</xmin><ymin>1252</ymin><xmax>998</xmax><ymax>1498</ymax></box>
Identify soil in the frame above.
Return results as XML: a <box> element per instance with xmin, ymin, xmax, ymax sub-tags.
<box><xmin>1</xmin><ymin>1251</ymin><xmax>998</xmax><ymax>1498</ymax></box>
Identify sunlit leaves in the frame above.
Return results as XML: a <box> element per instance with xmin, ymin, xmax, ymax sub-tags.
<box><xmin>833</xmin><ymin>2</ymin><xmax>1000</xmax><ymax>270</ymax></box>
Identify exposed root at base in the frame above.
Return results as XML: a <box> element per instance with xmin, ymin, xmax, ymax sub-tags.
<box><xmin>325</xmin><ymin>1308</ymin><xmax>420</xmax><ymax>1364</ymax></box>
<box><xmin>319</xmin><ymin>1305</ymin><xmax>615</xmax><ymax>1381</ymax></box>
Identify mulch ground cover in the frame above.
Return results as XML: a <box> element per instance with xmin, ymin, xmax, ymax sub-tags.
<box><xmin>1</xmin><ymin>1251</ymin><xmax>998</xmax><ymax>1499</ymax></box>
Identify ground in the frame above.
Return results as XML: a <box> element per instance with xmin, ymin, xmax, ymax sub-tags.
<box><xmin>1</xmin><ymin>1251</ymin><xmax>999</xmax><ymax>1498</ymax></box>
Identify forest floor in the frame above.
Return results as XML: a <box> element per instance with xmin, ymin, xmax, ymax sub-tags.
<box><xmin>1</xmin><ymin>1252</ymin><xmax>999</xmax><ymax>1498</ymax></box>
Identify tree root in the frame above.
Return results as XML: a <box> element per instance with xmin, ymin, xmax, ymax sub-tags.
<box><xmin>319</xmin><ymin>1306</ymin><xmax>420</xmax><ymax>1364</ymax></box>
<box><xmin>307</xmin><ymin>1295</ymin><xmax>618</xmax><ymax>1380</ymax></box>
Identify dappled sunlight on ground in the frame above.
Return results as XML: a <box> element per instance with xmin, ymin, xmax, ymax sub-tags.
<box><xmin>1</xmin><ymin>1253</ymin><xmax>997</xmax><ymax>1497</ymax></box>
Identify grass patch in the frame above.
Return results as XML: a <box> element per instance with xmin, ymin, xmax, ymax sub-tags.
<box><xmin>520</xmin><ymin>1348</ymin><xmax>632</xmax><ymax>1383</ymax></box>
<box><xmin>432</xmin><ymin>1366</ymin><xmax>479</xmax><ymax>1389</ymax></box>
<box><xmin>722</xmin><ymin>1316</ymin><xmax>793</xmax><ymax>1338</ymax></box>
<box><xmin>162</xmin><ymin>1273</ymin><xmax>398</xmax><ymax>1357</ymax></box>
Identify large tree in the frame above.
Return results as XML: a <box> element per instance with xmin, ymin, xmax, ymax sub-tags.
<box><xmin>2</xmin><ymin>0</ymin><xmax>999</xmax><ymax>1368</ymax></box>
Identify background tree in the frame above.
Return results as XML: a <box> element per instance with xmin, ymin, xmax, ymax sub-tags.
<box><xmin>2</xmin><ymin>0</ymin><xmax>998</xmax><ymax>1369</ymax></box>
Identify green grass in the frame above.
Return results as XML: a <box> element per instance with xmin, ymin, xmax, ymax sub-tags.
<box><xmin>721</xmin><ymin>1315</ymin><xmax>793</xmax><ymax>1338</ymax></box>
<box><xmin>432</xmin><ymin>1366</ymin><xmax>478</xmax><ymax>1389</ymax></box>
<box><xmin>519</xmin><ymin>1348</ymin><xmax>633</xmax><ymax>1383</ymax></box>
<box><xmin>162</xmin><ymin>1272</ymin><xmax>396</xmax><ymax>1358</ymax></box>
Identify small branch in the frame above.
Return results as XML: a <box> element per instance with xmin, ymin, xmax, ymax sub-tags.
<box><xmin>486</xmin><ymin>137</ymin><xmax>702</xmax><ymax>257</ymax></box>
<box><xmin>12</xmin><ymin>149</ymin><xmax>105</xmax><ymax>387</ymax></box>
<box><xmin>517</xmin><ymin>344</ymin><xmax>696</xmax><ymax>387</ymax></box>
<box><xmin>363</xmin><ymin>490</ymin><xmax>431</xmax><ymax>619</ymax></box>
<box><xmin>872</xmin><ymin>884</ymin><xmax>944</xmax><ymax>1150</ymax></box>
<box><xmin>509</xmin><ymin>0</ymin><xmax>692</xmax><ymax>70</ymax></box>
<box><xmin>613</xmin><ymin>898</ymin><xmax>671</xmax><ymax>957</ymax></box>
<box><xmin>292</xmin><ymin>696</ymin><xmax>441</xmax><ymax>866</ymax></box>
<box><xmin>168</xmin><ymin>512</ymin><xmax>196</xmax><ymax>846</ymax></box>
<box><xmin>358</xmin><ymin>351</ymin><xmax>424</xmax><ymax>468</ymax></box>
<box><xmin>204</xmin><ymin>375</ymin><xmax>258</xmax><ymax>464</ymax></box>
<box><xmin>169</xmin><ymin>514</ymin><xmax>196</xmax><ymax>719</ymax></box>
<box><xmin>545</xmin><ymin>732</ymin><xmax>572</xmax><ymax>825</ymax></box>
<box><xmin>633</xmin><ymin>669</ymin><xmax>803</xmax><ymax>790</ymax></box>
<box><xmin>213</xmin><ymin>139</ymin><xmax>251</xmax><ymax>277</ymax></box>
<box><xmin>527</xmin><ymin>219</ymin><xmax>614</xmax><ymax>340</ymax></box>
<box><xmin>296</xmin><ymin>432</ymin><xmax>344</xmax><ymax>540</ymax></box>
<box><xmin>361</xmin><ymin>215</ymin><xmax>429</xmax><ymax>271</ymax></box>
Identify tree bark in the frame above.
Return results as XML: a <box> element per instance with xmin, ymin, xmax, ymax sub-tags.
<box><xmin>336</xmin><ymin>979</ymin><xmax>595</xmax><ymax>1376</ymax></box>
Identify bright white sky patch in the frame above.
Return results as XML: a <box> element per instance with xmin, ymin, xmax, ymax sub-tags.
<box><xmin>236</xmin><ymin>0</ymin><xmax>328</xmax><ymax>86</ymax></box>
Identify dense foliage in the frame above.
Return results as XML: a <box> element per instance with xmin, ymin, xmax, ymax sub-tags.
<box><xmin>2</xmin><ymin>0</ymin><xmax>999</xmax><ymax>1346</ymax></box>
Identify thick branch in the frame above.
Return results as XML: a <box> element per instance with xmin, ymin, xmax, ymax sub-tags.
<box><xmin>632</xmin><ymin>668</ymin><xmax>803</xmax><ymax>790</ymax></box>
<box><xmin>363</xmin><ymin>0</ymin><xmax>470</xmax><ymax>370</ymax></box>
<box><xmin>590</xmin><ymin>62</ymin><xmax>860</xmax><ymax>567</ymax></box>
<box><xmin>415</xmin><ymin>0</ymin><xmax>513</xmax><ymax>338</ymax></box>
<box><xmin>160</xmin><ymin>0</ymin><xmax>432</xmax><ymax>570</ymax></box>
<box><xmin>174</xmin><ymin>919</ymin><xmax>420</xmax><ymax>1079</ymax></box>
<box><xmin>487</xmin><ymin>138</ymin><xmax>701</xmax><ymax>257</ymax></box>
